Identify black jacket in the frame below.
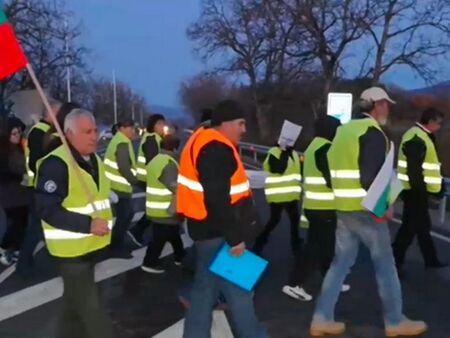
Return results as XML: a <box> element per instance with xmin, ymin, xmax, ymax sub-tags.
<box><xmin>28</xmin><ymin>120</ymin><xmax>51</xmax><ymax>175</ymax></box>
<box><xmin>0</xmin><ymin>145</ymin><xmax>29</xmax><ymax>208</ymax></box>
<box><xmin>187</xmin><ymin>141</ymin><xmax>259</xmax><ymax>246</ymax></box>
<box><xmin>358</xmin><ymin>116</ymin><xmax>388</xmax><ymax>190</ymax></box>
<box><xmin>267</xmin><ymin>147</ymin><xmax>295</xmax><ymax>174</ymax></box>
<box><xmin>142</xmin><ymin>134</ymin><xmax>160</xmax><ymax>165</ymax></box>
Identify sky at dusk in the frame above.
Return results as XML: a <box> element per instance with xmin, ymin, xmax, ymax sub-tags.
<box><xmin>68</xmin><ymin>0</ymin><xmax>432</xmax><ymax>109</ymax></box>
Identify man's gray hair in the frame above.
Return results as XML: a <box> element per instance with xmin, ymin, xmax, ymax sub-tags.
<box><xmin>64</xmin><ymin>108</ymin><xmax>96</xmax><ymax>133</ymax></box>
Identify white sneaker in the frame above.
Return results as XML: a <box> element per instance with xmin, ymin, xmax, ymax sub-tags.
<box><xmin>341</xmin><ymin>284</ymin><xmax>351</xmax><ymax>292</ymax></box>
<box><xmin>141</xmin><ymin>265</ymin><xmax>165</xmax><ymax>274</ymax></box>
<box><xmin>0</xmin><ymin>251</ymin><xmax>13</xmax><ymax>266</ymax></box>
<box><xmin>282</xmin><ymin>285</ymin><xmax>313</xmax><ymax>302</ymax></box>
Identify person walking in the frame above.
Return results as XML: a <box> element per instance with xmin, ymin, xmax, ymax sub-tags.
<box><xmin>17</xmin><ymin>99</ymin><xmax>64</xmax><ymax>276</ymax></box>
<box><xmin>393</xmin><ymin>108</ymin><xmax>447</xmax><ymax>272</ymax></box>
<box><xmin>0</xmin><ymin>118</ymin><xmax>29</xmax><ymax>266</ymax></box>
<box><xmin>252</xmin><ymin>139</ymin><xmax>302</xmax><ymax>254</ymax></box>
<box><xmin>104</xmin><ymin>118</ymin><xmax>138</xmax><ymax>258</ymax></box>
<box><xmin>282</xmin><ymin>116</ymin><xmax>350</xmax><ymax>302</ymax></box>
<box><xmin>141</xmin><ymin>135</ymin><xmax>185</xmax><ymax>273</ymax></box>
<box><xmin>35</xmin><ymin>109</ymin><xmax>115</xmax><ymax>338</ymax></box>
<box><xmin>128</xmin><ymin>114</ymin><xmax>166</xmax><ymax>246</ymax></box>
<box><xmin>310</xmin><ymin>87</ymin><xmax>427</xmax><ymax>337</ymax></box>
<box><xmin>177</xmin><ymin>100</ymin><xmax>269</xmax><ymax>338</ymax></box>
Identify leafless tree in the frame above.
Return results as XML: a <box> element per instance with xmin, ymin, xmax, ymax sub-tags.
<box><xmin>1</xmin><ymin>0</ymin><xmax>88</xmax><ymax>112</ymax></box>
<box><xmin>179</xmin><ymin>72</ymin><xmax>232</xmax><ymax>121</ymax></box>
<box><xmin>283</xmin><ymin>0</ymin><xmax>375</xmax><ymax>102</ymax></box>
<box><xmin>359</xmin><ymin>0</ymin><xmax>450</xmax><ymax>84</ymax></box>
<box><xmin>188</xmin><ymin>0</ymin><xmax>314</xmax><ymax>140</ymax></box>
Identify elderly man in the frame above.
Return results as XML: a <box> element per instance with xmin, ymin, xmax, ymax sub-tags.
<box><xmin>310</xmin><ymin>87</ymin><xmax>426</xmax><ymax>337</ymax></box>
<box><xmin>35</xmin><ymin>109</ymin><xmax>115</xmax><ymax>338</ymax></box>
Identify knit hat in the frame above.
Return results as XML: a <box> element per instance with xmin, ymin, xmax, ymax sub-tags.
<box><xmin>117</xmin><ymin>118</ymin><xmax>135</xmax><ymax>128</ymax></box>
<box><xmin>211</xmin><ymin>100</ymin><xmax>245</xmax><ymax>126</ymax></box>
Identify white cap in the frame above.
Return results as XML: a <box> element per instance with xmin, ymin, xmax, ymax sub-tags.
<box><xmin>360</xmin><ymin>87</ymin><xmax>396</xmax><ymax>104</ymax></box>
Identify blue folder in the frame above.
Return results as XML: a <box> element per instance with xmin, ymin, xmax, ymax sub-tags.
<box><xmin>209</xmin><ymin>243</ymin><xmax>268</xmax><ymax>292</ymax></box>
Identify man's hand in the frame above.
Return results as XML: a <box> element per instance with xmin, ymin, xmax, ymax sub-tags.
<box><xmin>384</xmin><ymin>206</ymin><xmax>394</xmax><ymax>220</ymax></box>
<box><xmin>229</xmin><ymin>242</ymin><xmax>246</xmax><ymax>257</ymax></box>
<box><xmin>90</xmin><ymin>218</ymin><xmax>110</xmax><ymax>236</ymax></box>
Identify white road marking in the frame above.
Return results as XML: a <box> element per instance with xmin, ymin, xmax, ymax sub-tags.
<box><xmin>0</xmin><ymin>234</ymin><xmax>193</xmax><ymax>322</ymax></box>
<box><xmin>151</xmin><ymin>311</ymin><xmax>233</xmax><ymax>338</ymax></box>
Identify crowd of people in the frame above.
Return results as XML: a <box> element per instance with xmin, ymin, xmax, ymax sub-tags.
<box><xmin>0</xmin><ymin>85</ymin><xmax>447</xmax><ymax>338</ymax></box>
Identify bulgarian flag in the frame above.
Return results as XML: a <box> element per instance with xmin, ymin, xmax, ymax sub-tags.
<box><xmin>0</xmin><ymin>7</ymin><xmax>28</xmax><ymax>80</ymax></box>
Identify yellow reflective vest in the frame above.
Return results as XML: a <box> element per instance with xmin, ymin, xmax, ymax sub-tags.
<box><xmin>37</xmin><ymin>146</ymin><xmax>113</xmax><ymax>258</ymax></box>
<box><xmin>397</xmin><ymin>125</ymin><xmax>442</xmax><ymax>193</ymax></box>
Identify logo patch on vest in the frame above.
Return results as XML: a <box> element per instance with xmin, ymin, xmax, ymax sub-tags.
<box><xmin>44</xmin><ymin>180</ymin><xmax>57</xmax><ymax>193</ymax></box>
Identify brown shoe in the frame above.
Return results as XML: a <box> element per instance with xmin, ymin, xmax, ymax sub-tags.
<box><xmin>310</xmin><ymin>321</ymin><xmax>345</xmax><ymax>337</ymax></box>
<box><xmin>385</xmin><ymin>320</ymin><xmax>427</xmax><ymax>337</ymax></box>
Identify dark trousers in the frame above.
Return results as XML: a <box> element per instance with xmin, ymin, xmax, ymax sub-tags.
<box><xmin>129</xmin><ymin>184</ymin><xmax>151</xmax><ymax>242</ymax></box>
<box><xmin>289</xmin><ymin>210</ymin><xmax>337</xmax><ymax>286</ymax></box>
<box><xmin>17</xmin><ymin>200</ymin><xmax>43</xmax><ymax>274</ymax></box>
<box><xmin>2</xmin><ymin>206</ymin><xmax>28</xmax><ymax>251</ymax></box>
<box><xmin>393</xmin><ymin>191</ymin><xmax>440</xmax><ymax>266</ymax></box>
<box><xmin>111</xmin><ymin>197</ymin><xmax>133</xmax><ymax>251</ymax></box>
<box><xmin>129</xmin><ymin>215</ymin><xmax>150</xmax><ymax>241</ymax></box>
<box><xmin>143</xmin><ymin>222</ymin><xmax>185</xmax><ymax>266</ymax></box>
<box><xmin>57</xmin><ymin>260</ymin><xmax>115</xmax><ymax>338</ymax></box>
<box><xmin>253</xmin><ymin>201</ymin><xmax>300</xmax><ymax>253</ymax></box>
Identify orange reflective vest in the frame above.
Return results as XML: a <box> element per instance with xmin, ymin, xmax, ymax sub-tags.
<box><xmin>177</xmin><ymin>127</ymin><xmax>251</xmax><ymax>220</ymax></box>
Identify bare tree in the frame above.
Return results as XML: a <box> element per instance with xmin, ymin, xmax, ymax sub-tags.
<box><xmin>1</xmin><ymin>0</ymin><xmax>88</xmax><ymax>112</ymax></box>
<box><xmin>284</xmin><ymin>0</ymin><xmax>374</xmax><ymax>103</ymax></box>
<box><xmin>179</xmin><ymin>72</ymin><xmax>231</xmax><ymax>121</ymax></box>
<box><xmin>188</xmin><ymin>0</ymin><xmax>314</xmax><ymax>140</ymax></box>
<box><xmin>359</xmin><ymin>0</ymin><xmax>450</xmax><ymax>85</ymax></box>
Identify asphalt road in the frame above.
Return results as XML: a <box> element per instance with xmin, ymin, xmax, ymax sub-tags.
<box><xmin>0</xmin><ymin>189</ymin><xmax>449</xmax><ymax>338</ymax></box>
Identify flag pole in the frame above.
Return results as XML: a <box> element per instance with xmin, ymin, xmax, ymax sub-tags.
<box><xmin>26</xmin><ymin>63</ymin><xmax>97</xmax><ymax>208</ymax></box>
<box><xmin>64</xmin><ymin>18</ymin><xmax>72</xmax><ymax>103</ymax></box>
<box><xmin>112</xmin><ymin>69</ymin><xmax>117</xmax><ymax>124</ymax></box>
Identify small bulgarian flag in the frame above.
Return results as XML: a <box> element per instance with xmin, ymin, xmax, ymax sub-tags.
<box><xmin>0</xmin><ymin>6</ymin><xmax>28</xmax><ymax>80</ymax></box>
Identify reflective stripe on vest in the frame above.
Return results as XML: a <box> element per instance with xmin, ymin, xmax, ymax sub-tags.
<box><xmin>263</xmin><ymin>147</ymin><xmax>301</xmax><ymax>203</ymax></box>
<box><xmin>104</xmin><ymin>131</ymin><xmax>136</xmax><ymax>194</ymax></box>
<box><xmin>37</xmin><ymin>146</ymin><xmax>113</xmax><ymax>257</ymax></box>
<box><xmin>176</xmin><ymin>128</ymin><xmax>252</xmax><ymax>221</ymax></box>
<box><xmin>328</xmin><ymin>118</ymin><xmax>388</xmax><ymax>211</ymax></box>
<box><xmin>303</xmin><ymin>137</ymin><xmax>335</xmax><ymax>210</ymax></box>
<box><xmin>137</xmin><ymin>132</ymin><xmax>162</xmax><ymax>182</ymax></box>
<box><xmin>397</xmin><ymin>126</ymin><xmax>442</xmax><ymax>193</ymax></box>
<box><xmin>146</xmin><ymin>153</ymin><xmax>178</xmax><ymax>219</ymax></box>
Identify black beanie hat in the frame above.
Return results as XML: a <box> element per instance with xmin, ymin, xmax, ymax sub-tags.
<box><xmin>211</xmin><ymin>100</ymin><xmax>244</xmax><ymax>126</ymax></box>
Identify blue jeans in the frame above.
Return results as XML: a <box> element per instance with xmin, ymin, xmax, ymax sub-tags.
<box><xmin>313</xmin><ymin>211</ymin><xmax>403</xmax><ymax>327</ymax></box>
<box><xmin>183</xmin><ymin>238</ymin><xmax>270</xmax><ymax>338</ymax></box>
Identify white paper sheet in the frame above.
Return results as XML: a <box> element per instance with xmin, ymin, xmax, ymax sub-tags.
<box><xmin>278</xmin><ymin>120</ymin><xmax>302</xmax><ymax>147</ymax></box>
